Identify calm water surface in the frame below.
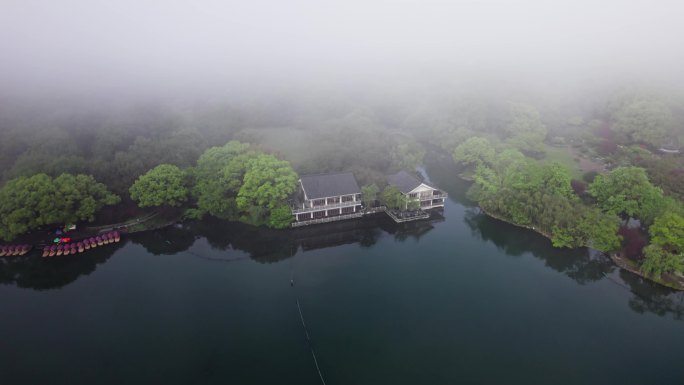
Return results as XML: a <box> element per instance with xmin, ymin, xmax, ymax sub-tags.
<box><xmin>1</xmin><ymin>164</ymin><xmax>683</xmax><ymax>385</ymax></box>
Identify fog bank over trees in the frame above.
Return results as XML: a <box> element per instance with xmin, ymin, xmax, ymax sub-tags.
<box><xmin>1</xmin><ymin>0</ymin><xmax>684</xmax><ymax>97</ymax></box>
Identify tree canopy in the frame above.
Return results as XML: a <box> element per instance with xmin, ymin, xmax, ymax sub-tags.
<box><xmin>129</xmin><ymin>164</ymin><xmax>189</xmax><ymax>208</ymax></box>
<box><xmin>504</xmin><ymin>103</ymin><xmax>547</xmax><ymax>155</ymax></box>
<box><xmin>641</xmin><ymin>245</ymin><xmax>684</xmax><ymax>279</ymax></box>
<box><xmin>649</xmin><ymin>213</ymin><xmax>684</xmax><ymax>253</ymax></box>
<box><xmin>468</xmin><ymin>147</ymin><xmax>621</xmax><ymax>251</ymax></box>
<box><xmin>187</xmin><ymin>141</ymin><xmax>298</xmax><ymax>228</ymax></box>
<box><xmin>588</xmin><ymin>167</ymin><xmax>664</xmax><ymax>224</ymax></box>
<box><xmin>192</xmin><ymin>141</ymin><xmax>258</xmax><ymax>219</ymax></box>
<box><xmin>0</xmin><ymin>173</ymin><xmax>120</xmax><ymax>240</ymax></box>
<box><xmin>381</xmin><ymin>186</ymin><xmax>405</xmax><ymax>210</ymax></box>
<box><xmin>361</xmin><ymin>183</ymin><xmax>380</xmax><ymax>208</ymax></box>
<box><xmin>236</xmin><ymin>154</ymin><xmax>298</xmax><ymax>223</ymax></box>
<box><xmin>614</xmin><ymin>100</ymin><xmax>672</xmax><ymax>146</ymax></box>
<box><xmin>452</xmin><ymin>136</ymin><xmax>495</xmax><ymax>169</ymax></box>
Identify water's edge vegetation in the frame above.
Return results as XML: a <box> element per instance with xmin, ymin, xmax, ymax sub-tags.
<box><xmin>1</xmin><ymin>87</ymin><xmax>683</xmax><ymax>288</ymax></box>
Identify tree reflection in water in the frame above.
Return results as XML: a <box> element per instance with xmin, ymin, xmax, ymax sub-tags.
<box><xmin>464</xmin><ymin>207</ymin><xmax>684</xmax><ymax>320</ymax></box>
<box><xmin>622</xmin><ymin>270</ymin><xmax>684</xmax><ymax>320</ymax></box>
<box><xmin>0</xmin><ymin>242</ymin><xmax>124</xmax><ymax>290</ymax></box>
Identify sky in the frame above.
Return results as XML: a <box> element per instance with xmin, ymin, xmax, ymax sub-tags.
<box><xmin>1</xmin><ymin>0</ymin><xmax>683</xmax><ymax>96</ymax></box>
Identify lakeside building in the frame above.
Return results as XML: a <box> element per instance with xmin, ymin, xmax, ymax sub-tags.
<box><xmin>290</xmin><ymin>170</ymin><xmax>447</xmax><ymax>227</ymax></box>
<box><xmin>386</xmin><ymin>170</ymin><xmax>447</xmax><ymax>210</ymax></box>
<box><xmin>291</xmin><ymin>172</ymin><xmax>363</xmax><ymax>227</ymax></box>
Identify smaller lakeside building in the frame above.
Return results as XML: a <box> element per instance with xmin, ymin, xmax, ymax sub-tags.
<box><xmin>386</xmin><ymin>170</ymin><xmax>447</xmax><ymax>210</ymax></box>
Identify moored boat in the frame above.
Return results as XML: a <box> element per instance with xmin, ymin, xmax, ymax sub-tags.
<box><xmin>19</xmin><ymin>245</ymin><xmax>31</xmax><ymax>256</ymax></box>
<box><xmin>63</xmin><ymin>246</ymin><xmax>71</xmax><ymax>256</ymax></box>
<box><xmin>96</xmin><ymin>236</ymin><xmax>103</xmax><ymax>246</ymax></box>
<box><xmin>89</xmin><ymin>238</ymin><xmax>97</xmax><ymax>248</ymax></box>
<box><xmin>56</xmin><ymin>245</ymin><xmax>64</xmax><ymax>256</ymax></box>
<box><xmin>0</xmin><ymin>246</ymin><xmax>6</xmax><ymax>257</ymax></box>
<box><xmin>77</xmin><ymin>242</ymin><xmax>85</xmax><ymax>253</ymax></box>
<box><xmin>42</xmin><ymin>246</ymin><xmax>50</xmax><ymax>257</ymax></box>
<box><xmin>114</xmin><ymin>231</ymin><xmax>121</xmax><ymax>242</ymax></box>
<box><xmin>49</xmin><ymin>245</ymin><xmax>57</xmax><ymax>257</ymax></box>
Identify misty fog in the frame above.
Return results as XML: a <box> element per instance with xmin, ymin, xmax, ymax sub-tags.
<box><xmin>3</xmin><ymin>3</ymin><xmax>684</xmax><ymax>383</ymax></box>
<box><xmin>2</xmin><ymin>0</ymin><xmax>684</xmax><ymax>97</ymax></box>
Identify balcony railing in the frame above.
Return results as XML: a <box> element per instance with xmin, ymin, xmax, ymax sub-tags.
<box><xmin>291</xmin><ymin>212</ymin><xmax>365</xmax><ymax>227</ymax></box>
<box><xmin>291</xmin><ymin>200</ymin><xmax>361</xmax><ymax>214</ymax></box>
<box><xmin>423</xmin><ymin>193</ymin><xmax>447</xmax><ymax>200</ymax></box>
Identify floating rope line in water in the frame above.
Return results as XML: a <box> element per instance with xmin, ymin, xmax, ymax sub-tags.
<box><xmin>297</xmin><ymin>298</ymin><xmax>327</xmax><ymax>385</ymax></box>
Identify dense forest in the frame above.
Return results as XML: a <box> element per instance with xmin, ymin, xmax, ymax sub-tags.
<box><xmin>1</xmin><ymin>84</ymin><xmax>683</xmax><ymax>285</ymax></box>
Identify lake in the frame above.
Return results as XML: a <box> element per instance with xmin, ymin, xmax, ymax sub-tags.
<box><xmin>1</xmin><ymin>162</ymin><xmax>683</xmax><ymax>385</ymax></box>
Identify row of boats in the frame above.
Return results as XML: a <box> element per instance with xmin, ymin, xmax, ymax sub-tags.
<box><xmin>42</xmin><ymin>231</ymin><xmax>122</xmax><ymax>257</ymax></box>
<box><xmin>0</xmin><ymin>244</ymin><xmax>33</xmax><ymax>256</ymax></box>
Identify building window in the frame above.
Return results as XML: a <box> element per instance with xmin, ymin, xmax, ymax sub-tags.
<box><xmin>327</xmin><ymin>197</ymin><xmax>340</xmax><ymax>204</ymax></box>
<box><xmin>297</xmin><ymin>213</ymin><xmax>311</xmax><ymax>221</ymax></box>
<box><xmin>313</xmin><ymin>199</ymin><xmax>326</xmax><ymax>206</ymax></box>
<box><xmin>409</xmin><ymin>193</ymin><xmax>418</xmax><ymax>198</ymax></box>
<box><xmin>327</xmin><ymin>209</ymin><xmax>340</xmax><ymax>216</ymax></box>
<box><xmin>421</xmin><ymin>200</ymin><xmax>431</xmax><ymax>207</ymax></box>
<box><xmin>342</xmin><ymin>195</ymin><xmax>354</xmax><ymax>202</ymax></box>
<box><xmin>313</xmin><ymin>211</ymin><xmax>326</xmax><ymax>219</ymax></box>
<box><xmin>341</xmin><ymin>206</ymin><xmax>355</xmax><ymax>214</ymax></box>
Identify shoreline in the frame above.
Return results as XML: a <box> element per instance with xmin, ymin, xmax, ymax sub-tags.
<box><xmin>477</xmin><ymin>204</ymin><xmax>684</xmax><ymax>291</ymax></box>
<box><xmin>610</xmin><ymin>252</ymin><xmax>684</xmax><ymax>291</ymax></box>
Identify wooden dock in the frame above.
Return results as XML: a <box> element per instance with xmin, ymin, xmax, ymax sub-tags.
<box><xmin>384</xmin><ymin>208</ymin><xmax>430</xmax><ymax>223</ymax></box>
<box><xmin>291</xmin><ymin>206</ymin><xmax>432</xmax><ymax>227</ymax></box>
<box><xmin>291</xmin><ymin>212</ymin><xmax>365</xmax><ymax>227</ymax></box>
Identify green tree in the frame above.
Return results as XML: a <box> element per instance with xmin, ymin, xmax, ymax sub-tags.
<box><xmin>236</xmin><ymin>154</ymin><xmax>298</xmax><ymax>224</ymax></box>
<box><xmin>52</xmin><ymin>174</ymin><xmax>121</xmax><ymax>224</ymax></box>
<box><xmin>469</xmin><ymin>145</ymin><xmax>621</xmax><ymax>252</ymax></box>
<box><xmin>588</xmin><ymin>167</ymin><xmax>664</xmax><ymax>224</ymax></box>
<box><xmin>0</xmin><ymin>173</ymin><xmax>119</xmax><ymax>240</ymax></box>
<box><xmin>579</xmin><ymin>210</ymin><xmax>622</xmax><ymax>252</ymax></box>
<box><xmin>614</xmin><ymin>100</ymin><xmax>672</xmax><ymax>146</ymax></box>
<box><xmin>390</xmin><ymin>141</ymin><xmax>425</xmax><ymax>171</ymax></box>
<box><xmin>641</xmin><ymin>245</ymin><xmax>684</xmax><ymax>279</ymax></box>
<box><xmin>541</xmin><ymin>162</ymin><xmax>573</xmax><ymax>197</ymax></box>
<box><xmin>195</xmin><ymin>141</ymin><xmax>252</xmax><ymax>190</ymax></box>
<box><xmin>193</xmin><ymin>141</ymin><xmax>256</xmax><ymax>219</ymax></box>
<box><xmin>0</xmin><ymin>174</ymin><xmax>53</xmax><ymax>240</ymax></box>
<box><xmin>452</xmin><ymin>137</ymin><xmax>495</xmax><ymax>168</ymax></box>
<box><xmin>361</xmin><ymin>183</ymin><xmax>380</xmax><ymax>208</ymax></box>
<box><xmin>649</xmin><ymin>212</ymin><xmax>684</xmax><ymax>252</ymax></box>
<box><xmin>381</xmin><ymin>186</ymin><xmax>404</xmax><ymax>210</ymax></box>
<box><xmin>406</xmin><ymin>197</ymin><xmax>420</xmax><ymax>211</ymax></box>
<box><xmin>268</xmin><ymin>204</ymin><xmax>294</xmax><ymax>229</ymax></box>
<box><xmin>505</xmin><ymin>103</ymin><xmax>547</xmax><ymax>155</ymax></box>
<box><xmin>130</xmin><ymin>164</ymin><xmax>189</xmax><ymax>208</ymax></box>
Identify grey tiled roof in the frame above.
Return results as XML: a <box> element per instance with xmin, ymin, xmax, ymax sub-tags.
<box><xmin>386</xmin><ymin>170</ymin><xmax>423</xmax><ymax>194</ymax></box>
<box><xmin>300</xmin><ymin>172</ymin><xmax>361</xmax><ymax>200</ymax></box>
